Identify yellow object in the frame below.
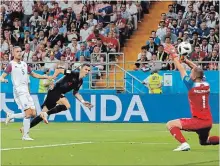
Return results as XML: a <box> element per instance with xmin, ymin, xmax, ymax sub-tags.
<box><xmin>38</xmin><ymin>79</ymin><xmax>52</xmax><ymax>93</ymax></box>
<box><xmin>148</xmin><ymin>73</ymin><xmax>163</xmax><ymax>94</ymax></box>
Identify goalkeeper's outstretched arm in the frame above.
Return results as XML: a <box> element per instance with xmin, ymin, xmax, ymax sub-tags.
<box><xmin>164</xmin><ymin>45</ymin><xmax>187</xmax><ymax>79</ymax></box>
<box><xmin>183</xmin><ymin>58</ymin><xmax>197</xmax><ymax>69</ymax></box>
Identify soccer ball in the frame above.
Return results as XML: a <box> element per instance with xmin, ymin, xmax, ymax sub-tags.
<box><xmin>177</xmin><ymin>42</ymin><xmax>192</xmax><ymax>56</ymax></box>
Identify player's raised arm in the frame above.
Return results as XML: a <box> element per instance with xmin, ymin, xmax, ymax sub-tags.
<box><xmin>183</xmin><ymin>58</ymin><xmax>197</xmax><ymax>69</ymax></box>
<box><xmin>51</xmin><ymin>68</ymin><xmax>68</xmax><ymax>79</ymax></box>
<box><xmin>164</xmin><ymin>44</ymin><xmax>187</xmax><ymax>79</ymax></box>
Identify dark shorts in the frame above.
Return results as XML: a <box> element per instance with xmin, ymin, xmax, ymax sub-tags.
<box><xmin>41</xmin><ymin>89</ymin><xmax>65</xmax><ymax>110</ymax></box>
<box><xmin>180</xmin><ymin>117</ymin><xmax>212</xmax><ymax>143</ymax></box>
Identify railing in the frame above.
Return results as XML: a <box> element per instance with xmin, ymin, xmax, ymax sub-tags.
<box><xmin>1</xmin><ymin>56</ymin><xmax>219</xmax><ymax>93</ymax></box>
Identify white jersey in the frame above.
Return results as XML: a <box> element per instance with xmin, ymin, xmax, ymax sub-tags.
<box><xmin>5</xmin><ymin>60</ymin><xmax>35</xmax><ymax>110</ymax></box>
<box><xmin>5</xmin><ymin>61</ymin><xmax>32</xmax><ymax>93</ymax></box>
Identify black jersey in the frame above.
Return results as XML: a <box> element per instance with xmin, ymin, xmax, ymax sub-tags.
<box><xmin>54</xmin><ymin>70</ymin><xmax>83</xmax><ymax>94</ymax></box>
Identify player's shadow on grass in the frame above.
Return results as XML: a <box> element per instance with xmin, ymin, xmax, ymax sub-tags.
<box><xmin>178</xmin><ymin>159</ymin><xmax>219</xmax><ymax>166</ymax></box>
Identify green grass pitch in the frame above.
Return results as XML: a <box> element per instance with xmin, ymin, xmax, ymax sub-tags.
<box><xmin>1</xmin><ymin>123</ymin><xmax>219</xmax><ymax>166</ymax></box>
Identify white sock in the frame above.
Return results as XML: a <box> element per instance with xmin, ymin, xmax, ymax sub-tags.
<box><xmin>10</xmin><ymin>113</ymin><xmax>25</xmax><ymax>119</ymax></box>
<box><xmin>23</xmin><ymin>118</ymin><xmax>30</xmax><ymax>137</ymax></box>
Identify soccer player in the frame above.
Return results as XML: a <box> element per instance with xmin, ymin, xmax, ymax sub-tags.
<box><xmin>0</xmin><ymin>46</ymin><xmax>50</xmax><ymax>140</ymax></box>
<box><xmin>164</xmin><ymin>44</ymin><xmax>219</xmax><ymax>151</ymax></box>
<box><xmin>28</xmin><ymin>64</ymin><xmax>93</xmax><ymax>129</ymax></box>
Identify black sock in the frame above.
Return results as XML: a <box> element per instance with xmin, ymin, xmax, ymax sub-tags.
<box><xmin>47</xmin><ymin>105</ymin><xmax>68</xmax><ymax>115</ymax></box>
<box><xmin>30</xmin><ymin>115</ymin><xmax>43</xmax><ymax>128</ymax></box>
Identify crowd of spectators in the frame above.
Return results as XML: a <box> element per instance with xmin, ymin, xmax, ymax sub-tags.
<box><xmin>0</xmin><ymin>0</ymin><xmax>151</xmax><ymax>80</ymax></box>
<box><xmin>135</xmin><ymin>0</ymin><xmax>219</xmax><ymax>71</ymax></box>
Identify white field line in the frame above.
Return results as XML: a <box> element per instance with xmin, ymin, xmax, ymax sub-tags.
<box><xmin>1</xmin><ymin>141</ymin><xmax>171</xmax><ymax>151</ymax></box>
<box><xmin>1</xmin><ymin>128</ymin><xmax>168</xmax><ymax>132</ymax></box>
<box><xmin>1</xmin><ymin>142</ymin><xmax>93</xmax><ymax>151</ymax></box>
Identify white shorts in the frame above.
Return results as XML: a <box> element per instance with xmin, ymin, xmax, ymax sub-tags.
<box><xmin>14</xmin><ymin>92</ymin><xmax>35</xmax><ymax>111</ymax></box>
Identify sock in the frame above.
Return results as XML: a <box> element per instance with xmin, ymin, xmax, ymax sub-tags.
<box><xmin>10</xmin><ymin>113</ymin><xmax>25</xmax><ymax>119</ymax></box>
<box><xmin>47</xmin><ymin>105</ymin><xmax>67</xmax><ymax>116</ymax></box>
<box><xmin>169</xmin><ymin>127</ymin><xmax>186</xmax><ymax>144</ymax></box>
<box><xmin>23</xmin><ymin>118</ymin><xmax>31</xmax><ymax>137</ymax></box>
<box><xmin>207</xmin><ymin>136</ymin><xmax>219</xmax><ymax>145</ymax></box>
<box><xmin>30</xmin><ymin>115</ymin><xmax>43</xmax><ymax>128</ymax></box>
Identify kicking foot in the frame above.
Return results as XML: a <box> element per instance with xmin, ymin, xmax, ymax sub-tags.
<box><xmin>173</xmin><ymin>142</ymin><xmax>190</xmax><ymax>151</ymax></box>
<box><xmin>5</xmin><ymin>112</ymin><xmax>12</xmax><ymax>125</ymax></box>
<box><xmin>40</xmin><ymin>112</ymin><xmax>48</xmax><ymax>124</ymax></box>
<box><xmin>22</xmin><ymin>135</ymin><xmax>34</xmax><ymax>141</ymax></box>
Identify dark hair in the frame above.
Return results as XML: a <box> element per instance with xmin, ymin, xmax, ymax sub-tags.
<box><xmin>82</xmin><ymin>63</ymin><xmax>90</xmax><ymax>68</ymax></box>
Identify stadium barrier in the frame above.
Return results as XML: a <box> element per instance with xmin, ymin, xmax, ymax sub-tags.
<box><xmin>0</xmin><ymin>93</ymin><xmax>219</xmax><ymax>123</ymax></box>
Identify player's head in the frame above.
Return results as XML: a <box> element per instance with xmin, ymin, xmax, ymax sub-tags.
<box><xmin>190</xmin><ymin>67</ymin><xmax>204</xmax><ymax>82</ymax></box>
<box><xmin>80</xmin><ymin>63</ymin><xmax>91</xmax><ymax>78</ymax></box>
<box><xmin>13</xmin><ymin>46</ymin><xmax>22</xmax><ymax>61</ymax></box>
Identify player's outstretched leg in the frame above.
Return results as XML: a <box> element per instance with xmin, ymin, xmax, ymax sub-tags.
<box><xmin>166</xmin><ymin>119</ymin><xmax>190</xmax><ymax>151</ymax></box>
<box><xmin>30</xmin><ymin>105</ymin><xmax>68</xmax><ymax>129</ymax></box>
<box><xmin>5</xmin><ymin>112</ymin><xmax>25</xmax><ymax>125</ymax></box>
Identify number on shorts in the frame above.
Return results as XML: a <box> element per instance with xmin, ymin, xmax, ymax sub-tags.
<box><xmin>202</xmin><ymin>95</ymin><xmax>206</xmax><ymax>108</ymax></box>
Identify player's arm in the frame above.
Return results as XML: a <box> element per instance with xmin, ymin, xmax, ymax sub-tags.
<box><xmin>0</xmin><ymin>72</ymin><xmax>8</xmax><ymax>83</ymax></box>
<box><xmin>164</xmin><ymin>45</ymin><xmax>194</xmax><ymax>90</ymax></box>
<box><xmin>164</xmin><ymin>45</ymin><xmax>187</xmax><ymax>79</ymax></box>
<box><xmin>30</xmin><ymin>71</ymin><xmax>49</xmax><ymax>79</ymax></box>
<box><xmin>51</xmin><ymin>69</ymin><xmax>72</xmax><ymax>79</ymax></box>
<box><xmin>74</xmin><ymin>92</ymin><xmax>93</xmax><ymax>109</ymax></box>
<box><xmin>183</xmin><ymin>58</ymin><xmax>197</xmax><ymax>69</ymax></box>
<box><xmin>0</xmin><ymin>63</ymin><xmax>12</xmax><ymax>83</ymax></box>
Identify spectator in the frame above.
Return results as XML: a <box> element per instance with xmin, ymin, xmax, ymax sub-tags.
<box><xmin>198</xmin><ymin>22</ymin><xmax>210</xmax><ymax>38</ymax></box>
<box><xmin>86</xmin><ymin>13</ymin><xmax>98</xmax><ymax>27</ymax></box>
<box><xmin>53</xmin><ymin>44</ymin><xmax>62</xmax><ymax>60</ymax></box>
<box><xmin>200</xmin><ymin>37</ymin><xmax>212</xmax><ymax>54</ymax></box>
<box><xmin>67</xmin><ymin>37</ymin><xmax>80</xmax><ymax>54</ymax></box>
<box><xmin>172</xmin><ymin>1</ymin><xmax>183</xmax><ymax>14</ymax></box>
<box><xmin>63</xmin><ymin>47</ymin><xmax>75</xmax><ymax>62</ymax></box>
<box><xmin>41</xmin><ymin>5</ymin><xmax>50</xmax><ymax>21</ymax></box>
<box><xmin>30</xmin><ymin>37</ymin><xmax>38</xmax><ymax>52</ymax></box>
<box><xmin>48</xmin><ymin>27</ymin><xmax>63</xmax><ymax>47</ymax></box>
<box><xmin>67</xmin><ymin>23</ymin><xmax>79</xmax><ymax>42</ymax></box>
<box><xmin>166</xmin><ymin>4</ymin><xmax>177</xmax><ymax>19</ymax></box>
<box><xmin>161</xmin><ymin>28</ymin><xmax>177</xmax><ymax>44</ymax></box>
<box><xmin>190</xmin><ymin>45</ymin><xmax>207</xmax><ymax>62</ymax></box>
<box><xmin>56</xmin><ymin>54</ymin><xmax>69</xmax><ymax>69</ymax></box>
<box><xmin>169</xmin><ymin>19</ymin><xmax>181</xmax><ymax>36</ymax></box>
<box><xmin>74</xmin><ymin>14</ymin><xmax>84</xmax><ymax>33</ymax></box>
<box><xmin>75</xmin><ymin>43</ymin><xmax>90</xmax><ymax>61</ymax></box>
<box><xmin>206</xmin><ymin>12</ymin><xmax>218</xmax><ymax>28</ymax></box>
<box><xmin>29</xmin><ymin>54</ymin><xmax>42</xmax><ymax>70</ymax></box>
<box><xmin>147</xmin><ymin>31</ymin><xmax>160</xmax><ymax>46</ymax></box>
<box><xmin>156</xmin><ymin>20</ymin><xmax>167</xmax><ymax>39</ymax></box>
<box><xmin>182</xmin><ymin>31</ymin><xmax>190</xmax><ymax>42</ymax></box>
<box><xmin>190</xmin><ymin>32</ymin><xmax>200</xmax><ymax>49</ymax></box>
<box><xmin>188</xmin><ymin>18</ymin><xmax>198</xmax><ymax>37</ymax></box>
<box><xmin>29</xmin><ymin>10</ymin><xmax>43</xmax><ymax>34</ymax></box>
<box><xmin>44</xmin><ymin>51</ymin><xmax>59</xmax><ymax>71</ymax></box>
<box><xmin>22</xmin><ymin>43</ymin><xmax>34</xmax><ymax>62</ymax></box>
<box><xmin>95</xmin><ymin>38</ymin><xmax>107</xmax><ymax>53</ymax></box>
<box><xmin>135</xmin><ymin>53</ymin><xmax>150</xmax><ymax>71</ymax></box>
<box><xmin>126</xmin><ymin>1</ymin><xmax>138</xmax><ymax>30</ymax></box>
<box><xmin>22</xmin><ymin>0</ymin><xmax>35</xmax><ymax>26</ymax></box>
<box><xmin>146</xmin><ymin>37</ymin><xmax>158</xmax><ymax>54</ymax></box>
<box><xmin>57</xmin><ymin>19</ymin><xmax>67</xmax><ymax>36</ymax></box>
<box><xmin>96</xmin><ymin>1</ymin><xmax>113</xmax><ymax>27</ymax></box>
<box><xmin>80</xmin><ymin>5</ymin><xmax>89</xmax><ymax>22</ymax></box>
<box><xmin>207</xmin><ymin>28</ymin><xmax>219</xmax><ymax>46</ymax></box>
<box><xmin>80</xmin><ymin>22</ymin><xmax>93</xmax><ymax>42</ymax></box>
<box><xmin>183</xmin><ymin>5</ymin><xmax>193</xmax><ymax>19</ymax></box>
<box><xmin>72</xmin><ymin>1</ymin><xmax>83</xmax><ymax>15</ymax></box>
<box><xmin>87</xmin><ymin>29</ymin><xmax>106</xmax><ymax>46</ymax></box>
<box><xmin>137</xmin><ymin>46</ymin><xmax>152</xmax><ymax>60</ymax></box>
<box><xmin>38</xmin><ymin>30</ymin><xmax>48</xmax><ymax>45</ymax></box>
<box><xmin>156</xmin><ymin>45</ymin><xmax>169</xmax><ymax>62</ymax></box>
<box><xmin>115</xmin><ymin>12</ymin><xmax>127</xmax><ymax>47</ymax></box>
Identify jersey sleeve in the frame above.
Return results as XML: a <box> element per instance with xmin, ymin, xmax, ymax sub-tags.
<box><xmin>183</xmin><ymin>75</ymin><xmax>194</xmax><ymax>90</ymax></box>
<box><xmin>4</xmin><ymin>63</ymin><xmax>12</xmax><ymax>74</ymax></box>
